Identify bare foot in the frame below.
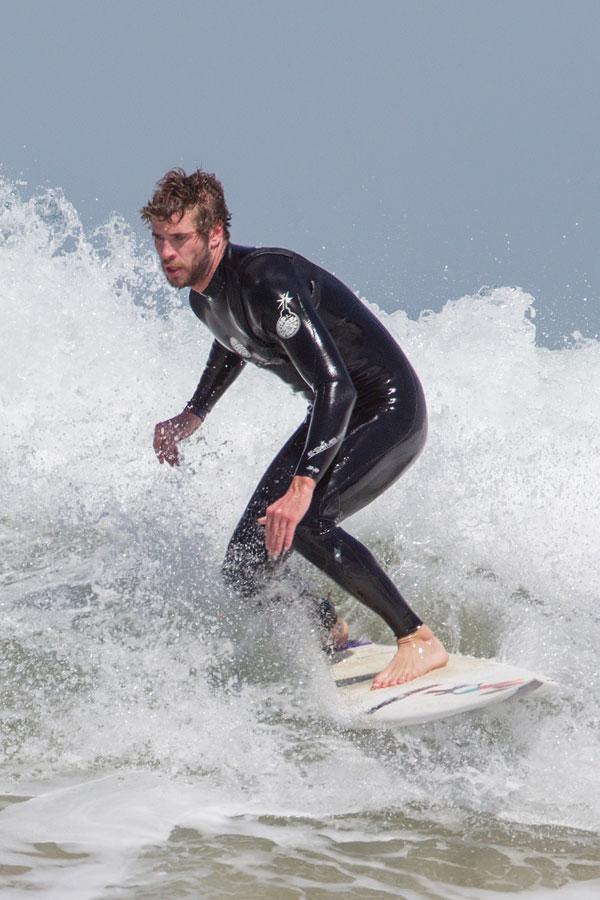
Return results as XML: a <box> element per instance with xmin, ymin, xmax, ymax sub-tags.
<box><xmin>371</xmin><ymin>625</ymin><xmax>448</xmax><ymax>690</ymax></box>
<box><xmin>326</xmin><ymin>617</ymin><xmax>350</xmax><ymax>650</ymax></box>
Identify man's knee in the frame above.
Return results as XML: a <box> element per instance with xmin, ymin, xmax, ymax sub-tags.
<box><xmin>222</xmin><ymin>530</ymin><xmax>269</xmax><ymax>597</ymax></box>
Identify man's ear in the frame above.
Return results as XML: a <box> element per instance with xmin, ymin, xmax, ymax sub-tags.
<box><xmin>209</xmin><ymin>223</ymin><xmax>224</xmax><ymax>249</ymax></box>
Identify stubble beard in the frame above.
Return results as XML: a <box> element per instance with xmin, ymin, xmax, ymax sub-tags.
<box><xmin>163</xmin><ymin>242</ymin><xmax>212</xmax><ymax>289</ymax></box>
<box><xmin>187</xmin><ymin>252</ymin><xmax>213</xmax><ymax>288</ymax></box>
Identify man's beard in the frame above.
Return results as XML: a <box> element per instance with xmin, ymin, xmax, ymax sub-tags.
<box><xmin>186</xmin><ymin>253</ymin><xmax>213</xmax><ymax>287</ymax></box>
<box><xmin>164</xmin><ymin>244</ymin><xmax>211</xmax><ymax>288</ymax></box>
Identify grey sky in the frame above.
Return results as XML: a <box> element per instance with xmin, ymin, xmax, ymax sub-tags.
<box><xmin>2</xmin><ymin>0</ymin><xmax>599</xmax><ymax>345</ymax></box>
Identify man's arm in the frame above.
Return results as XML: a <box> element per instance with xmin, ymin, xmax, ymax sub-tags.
<box><xmin>153</xmin><ymin>340</ymin><xmax>246</xmax><ymax>466</ymax></box>
<box><xmin>244</xmin><ymin>255</ymin><xmax>357</xmax><ymax>555</ymax></box>
<box><xmin>245</xmin><ymin>257</ymin><xmax>357</xmax><ymax>483</ymax></box>
<box><xmin>187</xmin><ymin>340</ymin><xmax>246</xmax><ymax>419</ymax></box>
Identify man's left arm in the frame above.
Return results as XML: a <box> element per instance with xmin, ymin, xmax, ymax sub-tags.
<box><xmin>247</xmin><ymin>258</ymin><xmax>357</xmax><ymax>556</ymax></box>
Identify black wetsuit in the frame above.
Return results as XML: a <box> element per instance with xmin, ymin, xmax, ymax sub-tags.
<box><xmin>187</xmin><ymin>244</ymin><xmax>426</xmax><ymax>638</ymax></box>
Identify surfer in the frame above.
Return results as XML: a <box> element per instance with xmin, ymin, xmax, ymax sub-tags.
<box><xmin>143</xmin><ymin>168</ymin><xmax>448</xmax><ymax>688</ymax></box>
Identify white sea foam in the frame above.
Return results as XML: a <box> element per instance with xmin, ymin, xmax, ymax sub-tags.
<box><xmin>1</xmin><ymin>178</ymin><xmax>599</xmax><ymax>897</ymax></box>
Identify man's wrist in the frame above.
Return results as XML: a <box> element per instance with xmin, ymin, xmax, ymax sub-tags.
<box><xmin>183</xmin><ymin>404</ymin><xmax>204</xmax><ymax>422</ymax></box>
<box><xmin>291</xmin><ymin>475</ymin><xmax>316</xmax><ymax>493</ymax></box>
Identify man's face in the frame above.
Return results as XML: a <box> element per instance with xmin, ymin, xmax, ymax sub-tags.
<box><xmin>151</xmin><ymin>209</ymin><xmax>213</xmax><ymax>289</ymax></box>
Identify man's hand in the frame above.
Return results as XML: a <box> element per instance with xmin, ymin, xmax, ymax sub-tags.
<box><xmin>153</xmin><ymin>408</ymin><xmax>203</xmax><ymax>466</ymax></box>
<box><xmin>257</xmin><ymin>476</ymin><xmax>316</xmax><ymax>558</ymax></box>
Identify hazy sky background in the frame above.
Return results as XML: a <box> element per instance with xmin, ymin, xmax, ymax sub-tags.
<box><xmin>2</xmin><ymin>0</ymin><xmax>599</xmax><ymax>345</ymax></box>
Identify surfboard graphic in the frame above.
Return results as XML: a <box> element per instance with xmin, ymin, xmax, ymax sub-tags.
<box><xmin>330</xmin><ymin>642</ymin><xmax>553</xmax><ymax>725</ymax></box>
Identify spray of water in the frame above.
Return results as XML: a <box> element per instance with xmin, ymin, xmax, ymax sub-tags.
<box><xmin>1</xmin><ymin>178</ymin><xmax>598</xmax><ymax>896</ymax></box>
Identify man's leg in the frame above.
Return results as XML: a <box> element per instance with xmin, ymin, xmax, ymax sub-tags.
<box><xmin>222</xmin><ymin>424</ymin><xmax>304</xmax><ymax>599</ymax></box>
<box><xmin>293</xmin><ymin>401</ymin><xmax>426</xmax><ymax>636</ymax></box>
<box><xmin>222</xmin><ymin>420</ymin><xmax>346</xmax><ymax>640</ymax></box>
<box><xmin>294</xmin><ymin>390</ymin><xmax>447</xmax><ymax>686</ymax></box>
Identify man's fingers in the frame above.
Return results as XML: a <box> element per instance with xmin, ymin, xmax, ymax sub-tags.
<box><xmin>257</xmin><ymin>481</ymin><xmax>313</xmax><ymax>557</ymax></box>
<box><xmin>283</xmin><ymin>522</ymin><xmax>296</xmax><ymax>553</ymax></box>
<box><xmin>258</xmin><ymin>505</ymin><xmax>299</xmax><ymax>559</ymax></box>
<box><xmin>154</xmin><ymin>422</ymin><xmax>179</xmax><ymax>465</ymax></box>
<box><xmin>262</xmin><ymin>510</ymin><xmax>277</xmax><ymax>557</ymax></box>
<box><xmin>156</xmin><ymin>442</ymin><xmax>179</xmax><ymax>466</ymax></box>
<box><xmin>265</xmin><ymin>515</ymin><xmax>278</xmax><ymax>557</ymax></box>
<box><xmin>269</xmin><ymin>512</ymin><xmax>292</xmax><ymax>559</ymax></box>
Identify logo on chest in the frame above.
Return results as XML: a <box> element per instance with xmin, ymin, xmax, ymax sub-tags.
<box><xmin>276</xmin><ymin>291</ymin><xmax>301</xmax><ymax>339</ymax></box>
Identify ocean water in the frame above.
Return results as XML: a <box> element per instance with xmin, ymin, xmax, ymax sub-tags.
<box><xmin>1</xmin><ymin>178</ymin><xmax>599</xmax><ymax>899</ymax></box>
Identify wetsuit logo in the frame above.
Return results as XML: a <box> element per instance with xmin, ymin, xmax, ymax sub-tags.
<box><xmin>230</xmin><ymin>337</ymin><xmax>251</xmax><ymax>358</ymax></box>
<box><xmin>276</xmin><ymin>291</ymin><xmax>301</xmax><ymax>339</ymax></box>
<box><xmin>307</xmin><ymin>436</ymin><xmax>339</xmax><ymax>458</ymax></box>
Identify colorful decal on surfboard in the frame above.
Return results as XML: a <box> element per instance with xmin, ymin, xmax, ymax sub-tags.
<box><xmin>337</xmin><ymin>639</ymin><xmax>373</xmax><ymax>650</ymax></box>
<box><xmin>364</xmin><ymin>677</ymin><xmax>540</xmax><ymax>715</ymax></box>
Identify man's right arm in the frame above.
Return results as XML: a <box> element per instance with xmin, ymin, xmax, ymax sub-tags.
<box><xmin>153</xmin><ymin>340</ymin><xmax>246</xmax><ymax>466</ymax></box>
<box><xmin>186</xmin><ymin>340</ymin><xmax>246</xmax><ymax>419</ymax></box>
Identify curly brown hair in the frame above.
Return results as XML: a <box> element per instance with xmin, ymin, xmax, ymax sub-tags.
<box><xmin>140</xmin><ymin>168</ymin><xmax>231</xmax><ymax>239</ymax></box>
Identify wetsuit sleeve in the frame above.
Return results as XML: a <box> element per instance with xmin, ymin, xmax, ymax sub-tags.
<box><xmin>187</xmin><ymin>340</ymin><xmax>246</xmax><ymax>419</ymax></box>
<box><xmin>243</xmin><ymin>258</ymin><xmax>357</xmax><ymax>483</ymax></box>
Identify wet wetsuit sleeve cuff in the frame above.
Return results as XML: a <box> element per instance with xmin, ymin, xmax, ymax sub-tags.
<box><xmin>185</xmin><ymin>400</ymin><xmax>208</xmax><ymax>419</ymax></box>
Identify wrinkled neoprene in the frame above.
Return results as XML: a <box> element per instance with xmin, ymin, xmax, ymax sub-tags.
<box><xmin>187</xmin><ymin>244</ymin><xmax>427</xmax><ymax>638</ymax></box>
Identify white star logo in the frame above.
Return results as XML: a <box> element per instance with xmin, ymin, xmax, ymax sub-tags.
<box><xmin>275</xmin><ymin>290</ymin><xmax>301</xmax><ymax>339</ymax></box>
<box><xmin>277</xmin><ymin>291</ymin><xmax>294</xmax><ymax>312</ymax></box>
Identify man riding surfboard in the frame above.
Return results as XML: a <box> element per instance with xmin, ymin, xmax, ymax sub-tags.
<box><xmin>143</xmin><ymin>168</ymin><xmax>448</xmax><ymax>689</ymax></box>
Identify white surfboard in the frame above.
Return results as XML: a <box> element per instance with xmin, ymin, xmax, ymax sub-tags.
<box><xmin>330</xmin><ymin>641</ymin><xmax>553</xmax><ymax>725</ymax></box>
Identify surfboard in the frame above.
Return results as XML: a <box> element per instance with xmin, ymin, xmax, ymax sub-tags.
<box><xmin>330</xmin><ymin>641</ymin><xmax>553</xmax><ymax>725</ymax></box>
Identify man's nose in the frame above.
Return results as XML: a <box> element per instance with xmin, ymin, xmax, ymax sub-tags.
<box><xmin>158</xmin><ymin>240</ymin><xmax>176</xmax><ymax>260</ymax></box>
